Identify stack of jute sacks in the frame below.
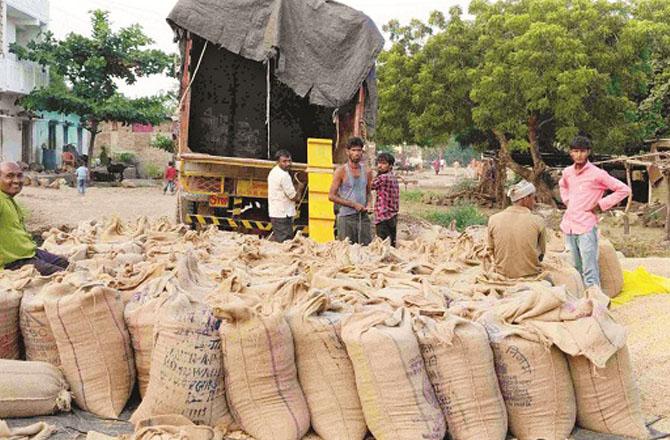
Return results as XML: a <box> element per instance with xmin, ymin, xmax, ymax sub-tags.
<box><xmin>0</xmin><ymin>216</ymin><xmax>643</xmax><ymax>440</ymax></box>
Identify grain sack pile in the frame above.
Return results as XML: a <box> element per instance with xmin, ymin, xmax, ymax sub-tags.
<box><xmin>0</xmin><ymin>217</ymin><xmax>647</xmax><ymax>440</ymax></box>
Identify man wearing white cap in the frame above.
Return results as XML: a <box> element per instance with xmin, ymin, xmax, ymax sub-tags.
<box><xmin>487</xmin><ymin>179</ymin><xmax>547</xmax><ymax>278</ymax></box>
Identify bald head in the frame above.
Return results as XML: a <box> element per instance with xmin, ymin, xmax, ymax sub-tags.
<box><xmin>0</xmin><ymin>161</ymin><xmax>24</xmax><ymax>197</ymax></box>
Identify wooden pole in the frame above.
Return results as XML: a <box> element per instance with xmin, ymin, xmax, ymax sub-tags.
<box><xmin>665</xmin><ymin>171</ymin><xmax>670</xmax><ymax>242</ymax></box>
<box><xmin>178</xmin><ymin>33</ymin><xmax>193</xmax><ymax>156</ymax></box>
<box><xmin>624</xmin><ymin>164</ymin><xmax>632</xmax><ymax>235</ymax></box>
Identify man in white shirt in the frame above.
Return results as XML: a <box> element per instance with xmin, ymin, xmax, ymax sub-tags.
<box><xmin>267</xmin><ymin>150</ymin><xmax>305</xmax><ymax>242</ymax></box>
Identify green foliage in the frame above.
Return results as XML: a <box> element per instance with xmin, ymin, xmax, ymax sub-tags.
<box><xmin>144</xmin><ymin>163</ymin><xmax>163</xmax><ymax>179</ymax></box>
<box><xmin>450</xmin><ymin>178</ymin><xmax>478</xmax><ymax>194</ymax></box>
<box><xmin>114</xmin><ymin>152</ymin><xmax>136</xmax><ymax>164</ymax></box>
<box><xmin>10</xmin><ymin>10</ymin><xmax>175</xmax><ymax>162</ymax></box>
<box><xmin>422</xmin><ymin>202</ymin><xmax>487</xmax><ymax>231</ymax></box>
<box><xmin>400</xmin><ymin>189</ymin><xmax>426</xmax><ymax>203</ymax></box>
<box><xmin>375</xmin><ymin>0</ymin><xmax>670</xmax><ymax>155</ymax></box>
<box><xmin>151</xmin><ymin>133</ymin><xmax>175</xmax><ymax>154</ymax></box>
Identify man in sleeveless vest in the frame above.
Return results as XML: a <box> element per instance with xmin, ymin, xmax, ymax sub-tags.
<box><xmin>328</xmin><ymin>137</ymin><xmax>374</xmax><ymax>245</ymax></box>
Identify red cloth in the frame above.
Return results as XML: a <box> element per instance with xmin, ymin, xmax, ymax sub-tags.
<box><xmin>372</xmin><ymin>172</ymin><xmax>399</xmax><ymax>224</ymax></box>
<box><xmin>164</xmin><ymin>166</ymin><xmax>177</xmax><ymax>181</ymax></box>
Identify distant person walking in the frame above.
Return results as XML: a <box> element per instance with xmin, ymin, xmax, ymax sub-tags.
<box><xmin>559</xmin><ymin>136</ymin><xmax>631</xmax><ymax>288</ymax></box>
<box><xmin>329</xmin><ymin>137</ymin><xmax>374</xmax><ymax>245</ymax></box>
<box><xmin>432</xmin><ymin>159</ymin><xmax>440</xmax><ymax>175</ymax></box>
<box><xmin>75</xmin><ymin>162</ymin><xmax>89</xmax><ymax>195</ymax></box>
<box><xmin>163</xmin><ymin>161</ymin><xmax>177</xmax><ymax>195</ymax></box>
<box><xmin>267</xmin><ymin>150</ymin><xmax>305</xmax><ymax>242</ymax></box>
<box><xmin>372</xmin><ymin>152</ymin><xmax>400</xmax><ymax>246</ymax></box>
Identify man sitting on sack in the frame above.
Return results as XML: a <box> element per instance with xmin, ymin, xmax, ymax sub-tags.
<box><xmin>0</xmin><ymin>161</ymin><xmax>69</xmax><ymax>275</ymax></box>
<box><xmin>487</xmin><ymin>179</ymin><xmax>547</xmax><ymax>279</ymax></box>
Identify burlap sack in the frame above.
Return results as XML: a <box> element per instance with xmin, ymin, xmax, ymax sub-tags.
<box><xmin>543</xmin><ymin>257</ymin><xmax>585</xmax><ymax>298</ymax></box>
<box><xmin>287</xmin><ymin>292</ymin><xmax>366</xmax><ymax>440</ymax></box>
<box><xmin>414</xmin><ymin>315</ymin><xmax>507</xmax><ymax>440</ymax></box>
<box><xmin>569</xmin><ymin>346</ymin><xmax>648</xmax><ymax>439</ymax></box>
<box><xmin>487</xmin><ymin>331</ymin><xmax>576</xmax><ymax>440</ymax></box>
<box><xmin>341</xmin><ymin>308</ymin><xmax>446</xmax><ymax>440</ymax></box>
<box><xmin>133</xmin><ymin>415</ymin><xmax>224</xmax><ymax>440</ymax></box>
<box><xmin>0</xmin><ymin>359</ymin><xmax>71</xmax><ymax>417</ymax></box>
<box><xmin>216</xmin><ymin>299</ymin><xmax>309</xmax><ymax>440</ymax></box>
<box><xmin>598</xmin><ymin>239</ymin><xmax>624</xmax><ymax>298</ymax></box>
<box><xmin>131</xmin><ymin>292</ymin><xmax>231</xmax><ymax>427</ymax></box>
<box><xmin>0</xmin><ymin>420</ymin><xmax>56</xmax><ymax>440</ymax></box>
<box><xmin>45</xmin><ymin>284</ymin><xmax>135</xmax><ymax>418</ymax></box>
<box><xmin>124</xmin><ymin>275</ymin><xmax>173</xmax><ymax>398</ymax></box>
<box><xmin>20</xmin><ymin>286</ymin><xmax>64</xmax><ymax>367</ymax></box>
<box><xmin>0</xmin><ymin>289</ymin><xmax>21</xmax><ymax>359</ymax></box>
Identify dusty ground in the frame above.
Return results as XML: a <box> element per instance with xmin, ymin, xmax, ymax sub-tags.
<box><xmin>17</xmin><ymin>185</ymin><xmax>177</xmax><ymax>232</ymax></box>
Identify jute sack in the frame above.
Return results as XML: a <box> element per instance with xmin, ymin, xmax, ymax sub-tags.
<box><xmin>44</xmin><ymin>284</ymin><xmax>135</xmax><ymax>418</ymax></box>
<box><xmin>413</xmin><ymin>315</ymin><xmax>507</xmax><ymax>440</ymax></box>
<box><xmin>286</xmin><ymin>292</ymin><xmax>366</xmax><ymax>440</ymax></box>
<box><xmin>0</xmin><ymin>420</ymin><xmax>56</xmax><ymax>440</ymax></box>
<box><xmin>542</xmin><ymin>257</ymin><xmax>585</xmax><ymax>298</ymax></box>
<box><xmin>341</xmin><ymin>307</ymin><xmax>446</xmax><ymax>440</ymax></box>
<box><xmin>599</xmin><ymin>239</ymin><xmax>624</xmax><ymax>298</ymax></box>
<box><xmin>124</xmin><ymin>275</ymin><xmax>173</xmax><ymax>398</ymax></box>
<box><xmin>20</xmin><ymin>285</ymin><xmax>65</xmax><ymax>367</ymax></box>
<box><xmin>131</xmin><ymin>291</ymin><xmax>231</xmax><ymax>427</ymax></box>
<box><xmin>133</xmin><ymin>415</ymin><xmax>224</xmax><ymax>440</ymax></box>
<box><xmin>0</xmin><ymin>289</ymin><xmax>21</xmax><ymax>359</ymax></box>
<box><xmin>20</xmin><ymin>271</ymin><xmax>94</xmax><ymax>367</ymax></box>
<box><xmin>569</xmin><ymin>346</ymin><xmax>648</xmax><ymax>439</ymax></box>
<box><xmin>216</xmin><ymin>299</ymin><xmax>310</xmax><ymax>440</ymax></box>
<box><xmin>0</xmin><ymin>359</ymin><xmax>71</xmax><ymax>417</ymax></box>
<box><xmin>485</xmin><ymin>329</ymin><xmax>576</xmax><ymax>440</ymax></box>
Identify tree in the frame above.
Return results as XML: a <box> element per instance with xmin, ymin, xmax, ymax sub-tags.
<box><xmin>467</xmin><ymin>0</ymin><xmax>652</xmax><ymax>205</ymax></box>
<box><xmin>11</xmin><ymin>10</ymin><xmax>174</xmax><ymax>163</ymax></box>
<box><xmin>375</xmin><ymin>19</ymin><xmax>433</xmax><ymax>145</ymax></box>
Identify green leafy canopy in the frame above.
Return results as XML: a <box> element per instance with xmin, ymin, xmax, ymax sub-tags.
<box><xmin>10</xmin><ymin>10</ymin><xmax>175</xmax><ymax>160</ymax></box>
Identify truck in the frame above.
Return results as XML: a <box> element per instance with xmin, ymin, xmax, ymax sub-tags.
<box><xmin>167</xmin><ymin>0</ymin><xmax>383</xmax><ymax>242</ymax></box>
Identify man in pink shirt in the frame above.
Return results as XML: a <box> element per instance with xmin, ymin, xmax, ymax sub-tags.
<box><xmin>559</xmin><ymin>136</ymin><xmax>631</xmax><ymax>288</ymax></box>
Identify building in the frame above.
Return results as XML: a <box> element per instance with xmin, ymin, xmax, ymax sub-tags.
<box><xmin>0</xmin><ymin>0</ymin><xmax>89</xmax><ymax>167</ymax></box>
<box><xmin>94</xmin><ymin>120</ymin><xmax>174</xmax><ymax>177</ymax></box>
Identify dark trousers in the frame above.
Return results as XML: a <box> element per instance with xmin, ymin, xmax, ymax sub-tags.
<box><xmin>270</xmin><ymin>217</ymin><xmax>294</xmax><ymax>242</ymax></box>
<box><xmin>336</xmin><ymin>213</ymin><xmax>372</xmax><ymax>245</ymax></box>
<box><xmin>375</xmin><ymin>215</ymin><xmax>398</xmax><ymax>247</ymax></box>
<box><xmin>5</xmin><ymin>249</ymin><xmax>69</xmax><ymax>276</ymax></box>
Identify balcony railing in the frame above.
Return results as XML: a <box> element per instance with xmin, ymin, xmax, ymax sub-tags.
<box><xmin>0</xmin><ymin>57</ymin><xmax>49</xmax><ymax>95</ymax></box>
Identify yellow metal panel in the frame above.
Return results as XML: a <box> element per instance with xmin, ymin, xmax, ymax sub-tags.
<box><xmin>308</xmin><ymin>172</ymin><xmax>333</xmax><ymax>193</ymax></box>
<box><xmin>309</xmin><ymin>219</ymin><xmax>334</xmax><ymax>243</ymax></box>
<box><xmin>307</xmin><ymin>138</ymin><xmax>335</xmax><ymax>243</ymax></box>
<box><xmin>307</xmin><ymin>138</ymin><xmax>334</xmax><ymax>168</ymax></box>
<box><xmin>236</xmin><ymin>180</ymin><xmax>268</xmax><ymax>198</ymax></box>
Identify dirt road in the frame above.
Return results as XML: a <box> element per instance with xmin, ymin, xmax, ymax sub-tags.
<box><xmin>17</xmin><ymin>185</ymin><xmax>177</xmax><ymax>231</ymax></box>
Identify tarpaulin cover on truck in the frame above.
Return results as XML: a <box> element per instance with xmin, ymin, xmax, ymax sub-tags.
<box><xmin>167</xmin><ymin>0</ymin><xmax>383</xmax><ymax>135</ymax></box>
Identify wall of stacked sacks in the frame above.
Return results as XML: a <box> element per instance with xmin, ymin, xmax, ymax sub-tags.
<box><xmin>0</xmin><ymin>217</ymin><xmax>642</xmax><ymax>440</ymax></box>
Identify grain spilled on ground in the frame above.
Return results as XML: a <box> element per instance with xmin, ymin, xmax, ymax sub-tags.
<box><xmin>612</xmin><ymin>295</ymin><xmax>670</xmax><ymax>420</ymax></box>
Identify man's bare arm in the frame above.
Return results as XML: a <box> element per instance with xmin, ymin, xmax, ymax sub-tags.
<box><xmin>329</xmin><ymin>167</ymin><xmax>365</xmax><ymax>211</ymax></box>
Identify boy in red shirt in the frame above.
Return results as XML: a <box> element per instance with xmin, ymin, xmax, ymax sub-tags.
<box><xmin>163</xmin><ymin>161</ymin><xmax>178</xmax><ymax>195</ymax></box>
<box><xmin>372</xmin><ymin>152</ymin><xmax>400</xmax><ymax>246</ymax></box>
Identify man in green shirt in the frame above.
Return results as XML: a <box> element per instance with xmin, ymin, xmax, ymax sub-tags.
<box><xmin>1</xmin><ymin>161</ymin><xmax>69</xmax><ymax>275</ymax></box>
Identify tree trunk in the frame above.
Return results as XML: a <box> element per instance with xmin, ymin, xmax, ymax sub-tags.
<box><xmin>525</xmin><ymin>115</ymin><xmax>556</xmax><ymax>206</ymax></box>
<box><xmin>87</xmin><ymin>121</ymin><xmax>99</xmax><ymax>166</ymax></box>
<box><xmin>494</xmin><ymin>141</ymin><xmax>508</xmax><ymax>209</ymax></box>
<box><xmin>493</xmin><ymin>121</ymin><xmax>557</xmax><ymax>207</ymax></box>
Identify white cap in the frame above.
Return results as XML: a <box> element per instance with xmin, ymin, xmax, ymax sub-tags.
<box><xmin>507</xmin><ymin>179</ymin><xmax>536</xmax><ymax>202</ymax></box>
